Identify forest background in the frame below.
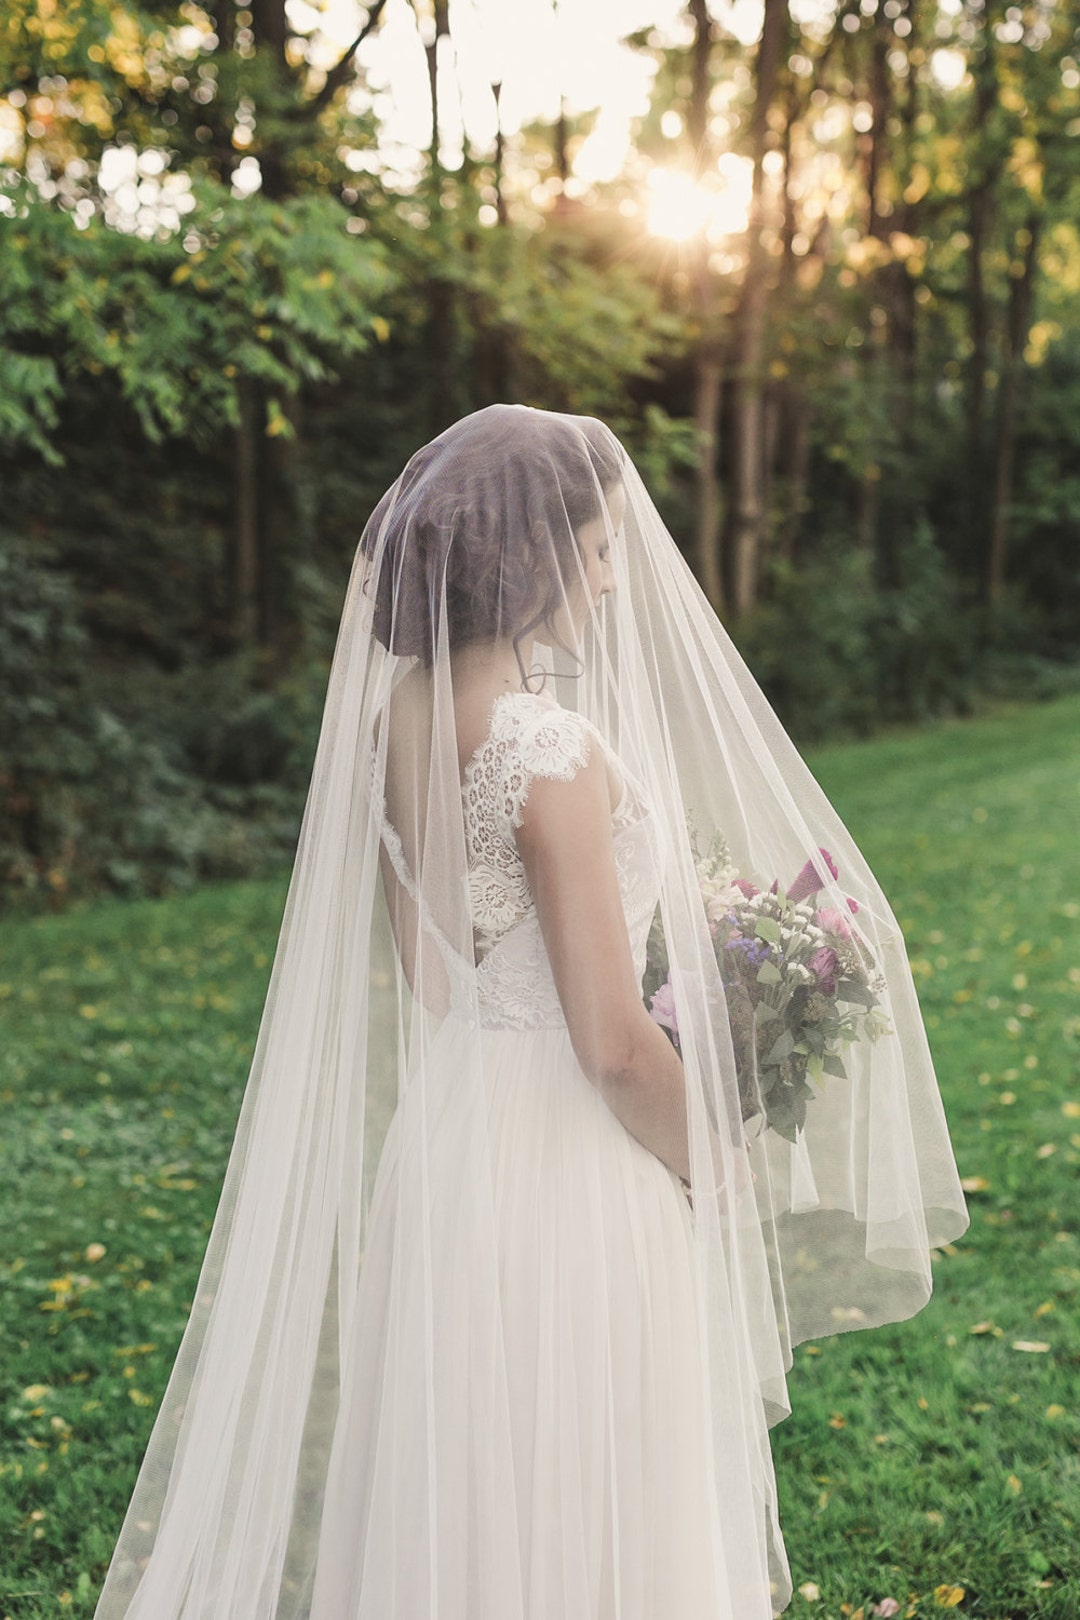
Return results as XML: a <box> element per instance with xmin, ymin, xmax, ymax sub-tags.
<box><xmin>2</xmin><ymin>0</ymin><xmax>1079</xmax><ymax>912</ymax></box>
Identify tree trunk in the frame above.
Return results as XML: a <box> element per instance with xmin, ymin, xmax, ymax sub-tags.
<box><xmin>693</xmin><ymin>353</ymin><xmax>724</xmax><ymax>609</ymax></box>
<box><xmin>687</xmin><ymin>0</ymin><xmax>711</xmax><ymax>154</ymax></box>
<box><xmin>855</xmin><ymin>468</ymin><xmax>880</xmax><ymax>556</ymax></box>
<box><xmin>250</xmin><ymin>0</ymin><xmax>290</xmax><ymax>201</ymax></box>
<box><xmin>259</xmin><ymin>391</ymin><xmax>304</xmax><ymax>674</ymax></box>
<box><xmin>771</xmin><ymin>89</ymin><xmax>810</xmax><ymax>568</ymax></box>
<box><xmin>225</xmin><ymin>0</ymin><xmax>388</xmax><ymax>655</ymax></box>
<box><xmin>865</xmin><ymin>10</ymin><xmax>890</xmax><ymax>238</ymax></box>
<box><xmin>491</xmin><ymin>81</ymin><xmax>508</xmax><ymax>225</ymax></box>
<box><xmin>420</xmin><ymin>0</ymin><xmax>450</xmax><ymax>175</ymax></box>
<box><xmin>419</xmin><ymin>0</ymin><xmax>457</xmax><ymax>432</ymax></box>
<box><xmin>231</xmin><ymin>375</ymin><xmax>260</xmax><ymax>646</ymax></box>
<box><xmin>965</xmin><ymin>5</ymin><xmax>1002</xmax><ymax>566</ymax></box>
<box><xmin>683</xmin><ymin>0</ymin><xmax>723</xmax><ymax>609</ymax></box>
<box><xmin>967</xmin><ymin>183</ymin><xmax>992</xmax><ymax>518</ymax></box>
<box><xmin>778</xmin><ymin>391</ymin><xmax>812</xmax><ymax>564</ymax></box>
<box><xmin>724</xmin><ymin>0</ymin><xmax>786</xmax><ymax>618</ymax></box>
<box><xmin>987</xmin><ymin>213</ymin><xmax>1041</xmax><ymax>603</ymax></box>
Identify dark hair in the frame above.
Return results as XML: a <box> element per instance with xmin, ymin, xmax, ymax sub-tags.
<box><xmin>360</xmin><ymin>407</ymin><xmax>625</xmax><ymax>689</ymax></box>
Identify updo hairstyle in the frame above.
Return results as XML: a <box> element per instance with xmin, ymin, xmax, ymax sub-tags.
<box><xmin>360</xmin><ymin>406</ymin><xmax>625</xmax><ymax>688</ymax></box>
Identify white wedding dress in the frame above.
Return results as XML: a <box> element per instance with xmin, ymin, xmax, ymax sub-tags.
<box><xmin>307</xmin><ymin>688</ymin><xmax>786</xmax><ymax>1619</ymax></box>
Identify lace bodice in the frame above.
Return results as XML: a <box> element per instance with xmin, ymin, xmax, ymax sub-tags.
<box><xmin>371</xmin><ymin>690</ymin><xmax>662</xmax><ymax>1031</ymax></box>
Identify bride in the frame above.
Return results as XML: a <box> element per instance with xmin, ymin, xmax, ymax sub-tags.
<box><xmin>93</xmin><ymin>405</ymin><xmax>969</xmax><ymax>1620</ymax></box>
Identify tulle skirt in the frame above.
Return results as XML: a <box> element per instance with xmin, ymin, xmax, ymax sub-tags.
<box><xmin>308</xmin><ymin>1012</ymin><xmax>786</xmax><ymax>1620</ymax></box>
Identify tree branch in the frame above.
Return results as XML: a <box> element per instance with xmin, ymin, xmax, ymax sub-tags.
<box><xmin>301</xmin><ymin>0</ymin><xmax>389</xmax><ymax>118</ymax></box>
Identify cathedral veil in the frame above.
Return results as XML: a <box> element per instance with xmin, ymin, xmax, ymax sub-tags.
<box><xmin>93</xmin><ymin>404</ymin><xmax>969</xmax><ymax>1619</ymax></box>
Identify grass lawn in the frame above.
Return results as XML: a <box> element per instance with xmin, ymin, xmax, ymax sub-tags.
<box><xmin>1</xmin><ymin>691</ymin><xmax>1078</xmax><ymax>1619</ymax></box>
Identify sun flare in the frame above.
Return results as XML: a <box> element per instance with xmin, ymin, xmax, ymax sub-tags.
<box><xmin>645</xmin><ymin>164</ymin><xmax>751</xmax><ymax>243</ymax></box>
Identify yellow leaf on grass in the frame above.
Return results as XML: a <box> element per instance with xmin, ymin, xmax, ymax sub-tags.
<box><xmin>1006</xmin><ymin>1473</ymin><xmax>1022</xmax><ymax>1494</ymax></box>
<box><xmin>1046</xmin><ymin>1404</ymin><xmax>1066</xmax><ymax>1419</ymax></box>
<box><xmin>798</xmin><ymin>1581</ymin><xmax>820</xmax><ymax>1601</ymax></box>
<box><xmin>960</xmin><ymin>1175</ymin><xmax>989</xmax><ymax>1192</ymax></box>
<box><xmin>1012</xmin><ymin>1340</ymin><xmax>1051</xmax><ymax>1353</ymax></box>
<box><xmin>934</xmin><ymin>1586</ymin><xmax>965</xmax><ymax>1608</ymax></box>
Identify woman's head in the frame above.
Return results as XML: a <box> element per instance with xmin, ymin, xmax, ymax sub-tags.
<box><xmin>361</xmin><ymin>405</ymin><xmax>626</xmax><ymax>683</ymax></box>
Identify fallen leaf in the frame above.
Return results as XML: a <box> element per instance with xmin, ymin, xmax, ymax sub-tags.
<box><xmin>933</xmin><ymin>1585</ymin><xmax>965</xmax><ymax>1608</ymax></box>
<box><xmin>798</xmin><ymin>1581</ymin><xmax>820</xmax><ymax>1601</ymax></box>
<box><xmin>960</xmin><ymin>1175</ymin><xmax>989</xmax><ymax>1192</ymax></box>
<box><xmin>1012</xmin><ymin>1340</ymin><xmax>1051</xmax><ymax>1353</ymax></box>
<box><xmin>1006</xmin><ymin>1473</ymin><xmax>1022</xmax><ymax>1494</ymax></box>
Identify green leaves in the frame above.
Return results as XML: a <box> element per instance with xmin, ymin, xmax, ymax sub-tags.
<box><xmin>0</xmin><ymin>181</ymin><xmax>396</xmax><ymax>457</ymax></box>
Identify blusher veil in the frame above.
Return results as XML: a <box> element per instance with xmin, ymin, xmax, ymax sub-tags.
<box><xmin>93</xmin><ymin>404</ymin><xmax>969</xmax><ymax>1619</ymax></box>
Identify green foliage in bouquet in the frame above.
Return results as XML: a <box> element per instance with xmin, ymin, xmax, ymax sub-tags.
<box><xmin>643</xmin><ymin>823</ymin><xmax>891</xmax><ymax>1143</ymax></box>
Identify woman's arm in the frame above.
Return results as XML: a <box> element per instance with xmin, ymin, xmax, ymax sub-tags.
<box><xmin>513</xmin><ymin>747</ymin><xmax>693</xmax><ymax>1182</ymax></box>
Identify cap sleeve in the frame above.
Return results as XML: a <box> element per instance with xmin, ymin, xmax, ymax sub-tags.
<box><xmin>493</xmin><ymin>698</ymin><xmax>595</xmax><ymax>839</ymax></box>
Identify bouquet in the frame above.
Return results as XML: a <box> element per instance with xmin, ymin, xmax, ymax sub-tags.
<box><xmin>643</xmin><ymin>825</ymin><xmax>891</xmax><ymax>1143</ymax></box>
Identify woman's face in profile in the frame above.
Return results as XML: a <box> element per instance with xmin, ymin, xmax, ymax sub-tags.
<box><xmin>563</xmin><ymin>481</ymin><xmax>624</xmax><ymax>644</ymax></box>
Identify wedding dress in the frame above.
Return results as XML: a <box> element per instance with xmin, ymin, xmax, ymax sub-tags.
<box><xmin>93</xmin><ymin>406</ymin><xmax>969</xmax><ymax>1620</ymax></box>
<box><xmin>306</xmin><ymin>688</ymin><xmax>765</xmax><ymax>1617</ymax></box>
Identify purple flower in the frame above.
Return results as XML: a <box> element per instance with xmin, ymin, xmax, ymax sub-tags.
<box><xmin>649</xmin><ymin>980</ymin><xmax>679</xmax><ymax>1044</ymax></box>
<box><xmin>731</xmin><ymin>878</ymin><xmax>759</xmax><ymax>899</ymax></box>
<box><xmin>808</xmin><ymin>945</ymin><xmax>839</xmax><ymax>994</ymax></box>
<box><xmin>788</xmin><ymin>847</ymin><xmax>839</xmax><ymax>904</ymax></box>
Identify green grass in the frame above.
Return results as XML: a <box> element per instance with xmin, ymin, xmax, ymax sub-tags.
<box><xmin>2</xmin><ymin>692</ymin><xmax>1079</xmax><ymax>1619</ymax></box>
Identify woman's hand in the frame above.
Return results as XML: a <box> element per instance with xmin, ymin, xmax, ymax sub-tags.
<box><xmin>680</xmin><ymin>1131</ymin><xmax>756</xmax><ymax>1212</ymax></box>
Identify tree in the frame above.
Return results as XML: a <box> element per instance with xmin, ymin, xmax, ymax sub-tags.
<box><xmin>724</xmin><ymin>0</ymin><xmax>787</xmax><ymax>619</ymax></box>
